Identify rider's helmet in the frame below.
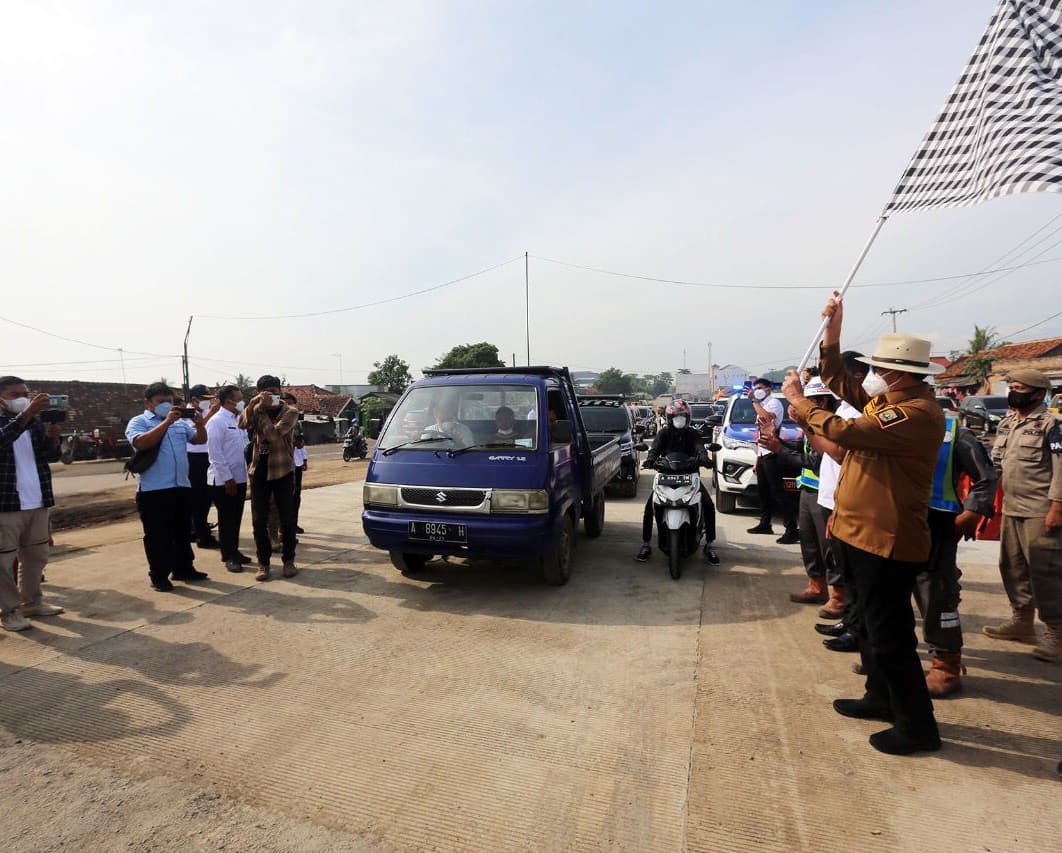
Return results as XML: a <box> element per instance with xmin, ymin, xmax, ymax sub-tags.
<box><xmin>665</xmin><ymin>399</ymin><xmax>692</xmax><ymax>429</ymax></box>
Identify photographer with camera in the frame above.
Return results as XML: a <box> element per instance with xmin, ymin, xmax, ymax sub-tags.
<box><xmin>0</xmin><ymin>376</ymin><xmax>63</xmax><ymax>631</ymax></box>
<box><xmin>125</xmin><ymin>382</ymin><xmax>208</xmax><ymax>592</ymax></box>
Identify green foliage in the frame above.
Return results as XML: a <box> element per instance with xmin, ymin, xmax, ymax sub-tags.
<box><xmin>642</xmin><ymin>372</ymin><xmax>673</xmax><ymax>397</ymax></box>
<box><xmin>963</xmin><ymin>325</ymin><xmax>1011</xmax><ymax>387</ymax></box>
<box><xmin>433</xmin><ymin>342</ymin><xmax>505</xmax><ymax>370</ymax></box>
<box><xmin>359</xmin><ymin>395</ymin><xmax>386</xmax><ymax>432</ymax></box>
<box><xmin>595</xmin><ymin>367</ymin><xmax>635</xmax><ymax>395</ymax></box>
<box><xmin>368</xmin><ymin>354</ymin><xmax>413</xmax><ymax>393</ymax></box>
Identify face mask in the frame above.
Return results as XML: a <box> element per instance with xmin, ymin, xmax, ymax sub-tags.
<box><xmin>1007</xmin><ymin>389</ymin><xmax>1040</xmax><ymax>410</ymax></box>
<box><xmin>752</xmin><ymin>388</ymin><xmax>769</xmax><ymax>401</ymax></box>
<box><xmin>497</xmin><ymin>427</ymin><xmax>513</xmax><ymax>436</ymax></box>
<box><xmin>154</xmin><ymin>401</ymin><xmax>173</xmax><ymax>418</ymax></box>
<box><xmin>234</xmin><ymin>400</ymin><xmax>246</xmax><ymax>413</ymax></box>
<box><xmin>672</xmin><ymin>416</ymin><xmax>688</xmax><ymax>429</ymax></box>
<box><xmin>5</xmin><ymin>396</ymin><xmax>31</xmax><ymax>414</ymax></box>
<box><xmin>861</xmin><ymin>372</ymin><xmax>890</xmax><ymax>397</ymax></box>
<box><xmin>199</xmin><ymin>400</ymin><xmax>212</xmax><ymax>413</ymax></box>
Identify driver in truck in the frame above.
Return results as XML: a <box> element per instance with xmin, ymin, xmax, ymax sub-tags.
<box><xmin>424</xmin><ymin>398</ymin><xmax>474</xmax><ymax>448</ymax></box>
<box><xmin>635</xmin><ymin>399</ymin><xmax>720</xmax><ymax>565</ymax></box>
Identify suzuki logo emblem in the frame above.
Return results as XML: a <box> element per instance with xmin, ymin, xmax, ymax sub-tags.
<box><xmin>435</xmin><ymin>491</ymin><xmax>447</xmax><ymax>503</ymax></box>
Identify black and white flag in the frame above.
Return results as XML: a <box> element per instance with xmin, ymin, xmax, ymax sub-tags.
<box><xmin>886</xmin><ymin>0</ymin><xmax>1062</xmax><ymax>213</ymax></box>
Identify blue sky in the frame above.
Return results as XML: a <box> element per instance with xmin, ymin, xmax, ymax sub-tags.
<box><xmin>2</xmin><ymin>0</ymin><xmax>1058</xmax><ymax>386</ymax></box>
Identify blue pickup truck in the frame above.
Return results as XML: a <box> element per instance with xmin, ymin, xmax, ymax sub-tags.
<box><xmin>361</xmin><ymin>366</ymin><xmax>621</xmax><ymax>585</ymax></box>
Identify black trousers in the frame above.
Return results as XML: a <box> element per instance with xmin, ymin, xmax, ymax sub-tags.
<box><xmin>756</xmin><ymin>454</ymin><xmax>797</xmax><ymax>532</ymax></box>
<box><xmin>136</xmin><ymin>487</ymin><xmax>196</xmax><ymax>582</ymax></box>
<box><xmin>211</xmin><ymin>482</ymin><xmax>247</xmax><ymax>562</ymax></box>
<box><xmin>913</xmin><ymin>511</ymin><xmax>964</xmax><ymax>653</ymax></box>
<box><xmin>251</xmin><ymin>466</ymin><xmax>296</xmax><ymax>565</ymax></box>
<box><xmin>834</xmin><ymin>539</ymin><xmax>939</xmax><ymax>739</ymax></box>
<box><xmin>798</xmin><ymin>490</ymin><xmax>839</xmax><ymax>584</ymax></box>
<box><xmin>187</xmin><ymin>453</ymin><xmax>213</xmax><ymax>542</ymax></box>
<box><xmin>641</xmin><ymin>485</ymin><xmax>716</xmax><ymax>543</ymax></box>
<box><xmin>293</xmin><ymin>466</ymin><xmax>304</xmax><ymax>526</ymax></box>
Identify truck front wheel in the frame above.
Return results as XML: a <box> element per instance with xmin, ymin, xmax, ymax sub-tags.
<box><xmin>541</xmin><ymin>515</ymin><xmax>574</xmax><ymax>586</ymax></box>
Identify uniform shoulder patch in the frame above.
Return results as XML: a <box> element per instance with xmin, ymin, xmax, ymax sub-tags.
<box><xmin>873</xmin><ymin>406</ymin><xmax>909</xmax><ymax>429</ymax></box>
<box><xmin>1049</xmin><ymin>422</ymin><xmax>1062</xmax><ymax>455</ymax></box>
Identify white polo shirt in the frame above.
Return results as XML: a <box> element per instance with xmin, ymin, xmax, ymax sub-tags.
<box><xmin>206</xmin><ymin>407</ymin><xmax>248</xmax><ymax>485</ymax></box>
<box><xmin>816</xmin><ymin>400</ymin><xmax>861</xmax><ymax>511</ymax></box>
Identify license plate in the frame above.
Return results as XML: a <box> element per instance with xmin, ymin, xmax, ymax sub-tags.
<box><xmin>408</xmin><ymin>521</ymin><xmax>467</xmax><ymax>544</ymax></box>
<box><xmin>782</xmin><ymin>478</ymin><xmax>799</xmax><ymax>492</ymax></box>
<box><xmin>658</xmin><ymin>474</ymin><xmax>691</xmax><ymax>486</ymax></box>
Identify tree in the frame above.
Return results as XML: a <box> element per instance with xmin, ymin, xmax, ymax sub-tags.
<box><xmin>963</xmin><ymin>324</ymin><xmax>1011</xmax><ymax>388</ymax></box>
<box><xmin>596</xmin><ymin>367</ymin><xmax>634</xmax><ymax>395</ymax></box>
<box><xmin>677</xmin><ymin>368</ymin><xmax>692</xmax><ymax>375</ymax></box>
<box><xmin>433</xmin><ymin>342</ymin><xmax>505</xmax><ymax>370</ymax></box>
<box><xmin>368</xmin><ymin>354</ymin><xmax>413</xmax><ymax>393</ymax></box>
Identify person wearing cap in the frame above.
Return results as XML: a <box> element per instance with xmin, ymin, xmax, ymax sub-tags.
<box><xmin>984</xmin><ymin>368</ymin><xmax>1062</xmax><ymax>663</ymax></box>
<box><xmin>187</xmin><ymin>383</ymin><xmax>222</xmax><ymax>549</ymax></box>
<box><xmin>768</xmin><ymin>378</ymin><xmax>847</xmax><ymax>608</ymax></box>
<box><xmin>239</xmin><ymin>375</ymin><xmax>300</xmax><ymax>581</ymax></box>
<box><xmin>783</xmin><ymin>292</ymin><xmax>945</xmax><ymax>756</ymax></box>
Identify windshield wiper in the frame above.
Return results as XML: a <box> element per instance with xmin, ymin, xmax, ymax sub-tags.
<box><xmin>447</xmin><ymin>442</ymin><xmax>523</xmax><ymax>458</ymax></box>
<box><xmin>381</xmin><ymin>435</ymin><xmax>451</xmax><ymax>456</ymax></box>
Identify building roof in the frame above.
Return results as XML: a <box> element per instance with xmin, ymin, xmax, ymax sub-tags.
<box><xmin>937</xmin><ymin>337</ymin><xmax>1062</xmax><ymax>382</ymax></box>
<box><xmin>24</xmin><ymin>379</ymin><xmax>144</xmax><ymax>432</ymax></box>
<box><xmin>281</xmin><ymin>385</ymin><xmax>353</xmax><ymax>418</ymax></box>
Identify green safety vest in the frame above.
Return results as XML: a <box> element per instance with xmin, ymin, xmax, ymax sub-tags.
<box><xmin>797</xmin><ymin>437</ymin><xmax>820</xmax><ymax>490</ymax></box>
<box><xmin>929</xmin><ymin>412</ymin><xmax>961</xmax><ymax>514</ymax></box>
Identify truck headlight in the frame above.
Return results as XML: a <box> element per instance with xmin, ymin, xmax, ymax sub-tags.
<box><xmin>491</xmin><ymin>489</ymin><xmax>548</xmax><ymax>513</ymax></box>
<box><xmin>363</xmin><ymin>483</ymin><xmax>398</xmax><ymax>507</ymax></box>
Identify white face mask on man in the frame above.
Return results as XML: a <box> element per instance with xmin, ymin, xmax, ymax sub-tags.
<box><xmin>672</xmin><ymin>415</ymin><xmax>688</xmax><ymax>429</ymax></box>
<box><xmin>861</xmin><ymin>371</ymin><xmax>891</xmax><ymax>397</ymax></box>
<box><xmin>4</xmin><ymin>397</ymin><xmax>31</xmax><ymax>414</ymax></box>
<box><xmin>234</xmin><ymin>400</ymin><xmax>246</xmax><ymax>413</ymax></box>
<box><xmin>752</xmin><ymin>388</ymin><xmax>769</xmax><ymax>401</ymax></box>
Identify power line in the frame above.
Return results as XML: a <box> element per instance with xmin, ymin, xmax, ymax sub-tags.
<box><xmin>197</xmin><ymin>256</ymin><xmax>524</xmax><ymax>321</ymax></box>
<box><xmin>531</xmin><ymin>253</ymin><xmax>1062</xmax><ymax>291</ymax></box>
<box><xmin>1003</xmin><ymin>309</ymin><xmax>1062</xmax><ymax>340</ymax></box>
<box><xmin>0</xmin><ymin>313</ymin><xmax>178</xmax><ymax>359</ymax></box>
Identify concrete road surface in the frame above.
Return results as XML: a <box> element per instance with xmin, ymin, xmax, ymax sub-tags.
<box><xmin>50</xmin><ymin>443</ymin><xmax>345</xmax><ymax>497</ymax></box>
<box><xmin>0</xmin><ymin>477</ymin><xmax>1057</xmax><ymax>851</ymax></box>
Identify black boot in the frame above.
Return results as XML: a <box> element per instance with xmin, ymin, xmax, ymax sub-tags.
<box><xmin>635</xmin><ymin>544</ymin><xmax>651</xmax><ymax>562</ymax></box>
<box><xmin>815</xmin><ymin>620</ymin><xmax>847</xmax><ymax>637</ymax></box>
<box><xmin>823</xmin><ymin>632</ymin><xmax>859</xmax><ymax>652</ymax></box>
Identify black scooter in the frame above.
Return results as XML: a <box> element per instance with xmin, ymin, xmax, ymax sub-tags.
<box><xmin>343</xmin><ymin>432</ymin><xmax>368</xmax><ymax>462</ymax></box>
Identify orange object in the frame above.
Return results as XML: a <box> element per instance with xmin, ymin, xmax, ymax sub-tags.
<box><xmin>956</xmin><ymin>472</ymin><xmax>1002</xmax><ymax>541</ymax></box>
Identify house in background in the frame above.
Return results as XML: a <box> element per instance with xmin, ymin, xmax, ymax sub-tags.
<box><xmin>25</xmin><ymin>379</ymin><xmax>142</xmax><ymax>439</ymax></box>
<box><xmin>282</xmin><ymin>384</ymin><xmax>356</xmax><ymax>443</ymax></box>
<box><xmin>936</xmin><ymin>337</ymin><xmax>1062</xmax><ymax>395</ymax></box>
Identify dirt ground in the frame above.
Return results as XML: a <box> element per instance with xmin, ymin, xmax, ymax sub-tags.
<box><xmin>2</xmin><ymin>476</ymin><xmax>1059</xmax><ymax>851</ymax></box>
<box><xmin>50</xmin><ymin>455</ymin><xmax>367</xmax><ymax>531</ymax></box>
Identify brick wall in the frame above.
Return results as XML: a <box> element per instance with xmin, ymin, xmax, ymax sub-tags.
<box><xmin>27</xmin><ymin>379</ymin><xmax>145</xmax><ymax>437</ymax></box>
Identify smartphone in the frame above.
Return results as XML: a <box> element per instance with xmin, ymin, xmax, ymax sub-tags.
<box><xmin>181</xmin><ymin>407</ymin><xmax>197</xmax><ymax>419</ymax></box>
<box><xmin>271</xmin><ymin>395</ymin><xmax>283</xmax><ymax>407</ymax></box>
<box><xmin>40</xmin><ymin>409</ymin><xmax>67</xmax><ymax>424</ymax></box>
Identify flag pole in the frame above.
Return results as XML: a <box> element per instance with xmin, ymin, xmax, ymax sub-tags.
<box><xmin>796</xmin><ymin>215</ymin><xmax>888</xmax><ymax>373</ymax></box>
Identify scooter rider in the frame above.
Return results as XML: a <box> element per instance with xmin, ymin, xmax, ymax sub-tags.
<box><xmin>636</xmin><ymin>399</ymin><xmax>719</xmax><ymax>564</ymax></box>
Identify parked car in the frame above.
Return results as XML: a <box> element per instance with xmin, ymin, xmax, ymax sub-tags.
<box><xmin>935</xmin><ymin>396</ymin><xmax>958</xmax><ymax>411</ymax></box>
<box><xmin>709</xmin><ymin>393</ymin><xmax>803</xmax><ymax>513</ymax></box>
<box><xmin>958</xmin><ymin>395</ymin><xmax>1010</xmax><ymax>433</ymax></box>
<box><xmin>362</xmin><ymin>366</ymin><xmax>621</xmax><ymax>586</ymax></box>
<box><xmin>578</xmin><ymin>396</ymin><xmax>642</xmax><ymax>498</ymax></box>
<box><xmin>688</xmin><ymin>403</ymin><xmax>716</xmax><ymax>437</ymax></box>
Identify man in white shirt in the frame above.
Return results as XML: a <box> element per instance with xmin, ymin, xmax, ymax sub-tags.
<box><xmin>425</xmin><ymin>398</ymin><xmax>474</xmax><ymax>448</ymax></box>
<box><xmin>187</xmin><ymin>383</ymin><xmax>222</xmax><ymax>549</ymax></box>
<box><xmin>0</xmin><ymin>376</ymin><xmax>64</xmax><ymax>631</ymax></box>
<box><xmin>206</xmin><ymin>385</ymin><xmax>249</xmax><ymax>574</ymax></box>
<box><xmin>748</xmin><ymin>378</ymin><xmax>799</xmax><ymax>543</ymax></box>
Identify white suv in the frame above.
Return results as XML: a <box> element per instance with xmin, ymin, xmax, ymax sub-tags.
<box><xmin>710</xmin><ymin>393</ymin><xmax>802</xmax><ymax>513</ymax></box>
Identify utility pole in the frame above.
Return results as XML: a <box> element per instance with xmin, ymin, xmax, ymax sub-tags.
<box><xmin>525</xmin><ymin>251</ymin><xmax>531</xmax><ymax>365</ymax></box>
<box><xmin>511</xmin><ymin>352</ymin><xmax>516</xmax><ymax>368</ymax></box>
<box><xmin>881</xmin><ymin>306</ymin><xmax>908</xmax><ymax>332</ymax></box>
<box><xmin>182</xmin><ymin>316</ymin><xmax>193</xmax><ymax>399</ymax></box>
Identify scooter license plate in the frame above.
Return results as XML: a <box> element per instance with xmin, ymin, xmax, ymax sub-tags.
<box><xmin>408</xmin><ymin>521</ymin><xmax>468</xmax><ymax>544</ymax></box>
<box><xmin>658</xmin><ymin>474</ymin><xmax>691</xmax><ymax>486</ymax></box>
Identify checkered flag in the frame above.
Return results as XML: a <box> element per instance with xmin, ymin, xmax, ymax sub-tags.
<box><xmin>886</xmin><ymin>1</ymin><xmax>1062</xmax><ymax>213</ymax></box>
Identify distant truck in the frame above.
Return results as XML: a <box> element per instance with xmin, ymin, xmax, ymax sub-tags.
<box><xmin>577</xmin><ymin>395</ymin><xmax>643</xmax><ymax>498</ymax></box>
<box><xmin>361</xmin><ymin>366</ymin><xmax>622</xmax><ymax>585</ymax></box>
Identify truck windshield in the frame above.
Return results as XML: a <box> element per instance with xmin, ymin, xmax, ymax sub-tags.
<box><xmin>579</xmin><ymin>406</ymin><xmax>629</xmax><ymax>433</ymax></box>
<box><xmin>379</xmin><ymin>384</ymin><xmax>539</xmax><ymax>451</ymax></box>
<box><xmin>728</xmin><ymin>397</ymin><xmax>796</xmax><ymax>426</ymax></box>
<box><xmin>689</xmin><ymin>405</ymin><xmax>713</xmax><ymax>420</ymax></box>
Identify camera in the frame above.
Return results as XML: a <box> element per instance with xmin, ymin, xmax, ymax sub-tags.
<box><xmin>40</xmin><ymin>409</ymin><xmax>67</xmax><ymax>424</ymax></box>
<box><xmin>181</xmin><ymin>407</ymin><xmax>197</xmax><ymax>419</ymax></box>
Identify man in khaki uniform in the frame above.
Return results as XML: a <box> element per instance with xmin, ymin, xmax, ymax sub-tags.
<box><xmin>784</xmin><ymin>293</ymin><xmax>945</xmax><ymax>756</ymax></box>
<box><xmin>984</xmin><ymin>368</ymin><xmax>1062</xmax><ymax>662</ymax></box>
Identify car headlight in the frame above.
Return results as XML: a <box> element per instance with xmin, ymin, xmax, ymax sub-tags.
<box><xmin>989</xmin><ymin>414</ymin><xmax>1001</xmax><ymax>422</ymax></box>
<box><xmin>722</xmin><ymin>436</ymin><xmax>753</xmax><ymax>450</ymax></box>
<box><xmin>363</xmin><ymin>483</ymin><xmax>398</xmax><ymax>507</ymax></box>
<box><xmin>490</xmin><ymin>489</ymin><xmax>549</xmax><ymax>513</ymax></box>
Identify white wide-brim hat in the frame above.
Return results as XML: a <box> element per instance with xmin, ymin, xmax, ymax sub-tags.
<box><xmin>855</xmin><ymin>333</ymin><xmax>945</xmax><ymax>375</ymax></box>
